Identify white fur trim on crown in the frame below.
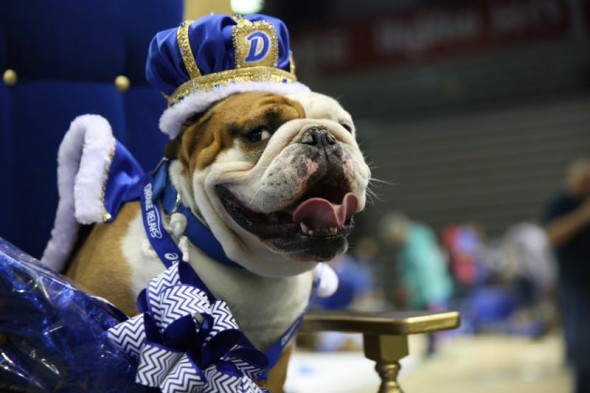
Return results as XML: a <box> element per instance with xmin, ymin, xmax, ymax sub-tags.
<box><xmin>159</xmin><ymin>81</ymin><xmax>310</xmax><ymax>139</ymax></box>
<box><xmin>41</xmin><ymin>115</ymin><xmax>116</xmax><ymax>272</ymax></box>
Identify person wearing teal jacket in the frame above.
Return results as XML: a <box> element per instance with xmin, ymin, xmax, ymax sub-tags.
<box><xmin>381</xmin><ymin>213</ymin><xmax>454</xmax><ymax>355</ymax></box>
<box><xmin>381</xmin><ymin>213</ymin><xmax>453</xmax><ymax>312</ymax></box>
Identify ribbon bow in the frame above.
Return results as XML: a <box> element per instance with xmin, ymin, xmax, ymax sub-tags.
<box><xmin>107</xmin><ymin>262</ymin><xmax>269</xmax><ymax>392</ymax></box>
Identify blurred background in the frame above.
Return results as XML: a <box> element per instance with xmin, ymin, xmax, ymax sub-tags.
<box><xmin>2</xmin><ymin>0</ymin><xmax>589</xmax><ymax>392</ymax></box>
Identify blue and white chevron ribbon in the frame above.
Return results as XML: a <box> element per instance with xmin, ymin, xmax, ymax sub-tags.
<box><xmin>106</xmin><ymin>262</ymin><xmax>269</xmax><ymax>393</ymax></box>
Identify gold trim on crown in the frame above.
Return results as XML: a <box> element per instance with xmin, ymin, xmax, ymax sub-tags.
<box><xmin>168</xmin><ymin>66</ymin><xmax>298</xmax><ymax>106</ymax></box>
<box><xmin>177</xmin><ymin>20</ymin><xmax>202</xmax><ymax>79</ymax></box>
<box><xmin>289</xmin><ymin>51</ymin><xmax>296</xmax><ymax>75</ymax></box>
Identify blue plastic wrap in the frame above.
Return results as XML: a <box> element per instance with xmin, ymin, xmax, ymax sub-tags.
<box><xmin>0</xmin><ymin>237</ymin><xmax>149</xmax><ymax>392</ymax></box>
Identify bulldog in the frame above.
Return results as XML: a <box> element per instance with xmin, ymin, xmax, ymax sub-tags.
<box><xmin>65</xmin><ymin>90</ymin><xmax>371</xmax><ymax>391</ymax></box>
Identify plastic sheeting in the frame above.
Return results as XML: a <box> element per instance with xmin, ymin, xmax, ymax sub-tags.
<box><xmin>0</xmin><ymin>237</ymin><xmax>148</xmax><ymax>392</ymax></box>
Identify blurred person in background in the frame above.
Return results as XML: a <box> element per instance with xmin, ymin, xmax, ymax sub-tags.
<box><xmin>440</xmin><ymin>224</ymin><xmax>488</xmax><ymax>299</ymax></box>
<box><xmin>303</xmin><ymin>238</ymin><xmax>383</xmax><ymax>352</ymax></box>
<box><xmin>314</xmin><ymin>252</ymin><xmax>372</xmax><ymax>311</ymax></box>
<box><xmin>310</xmin><ymin>250</ymin><xmax>376</xmax><ymax>352</ymax></box>
<box><xmin>501</xmin><ymin>218</ymin><xmax>557</xmax><ymax>335</ymax></box>
<box><xmin>542</xmin><ymin>158</ymin><xmax>590</xmax><ymax>393</ymax></box>
<box><xmin>350</xmin><ymin>236</ymin><xmax>385</xmax><ymax>311</ymax></box>
<box><xmin>380</xmin><ymin>212</ymin><xmax>453</xmax><ymax>355</ymax></box>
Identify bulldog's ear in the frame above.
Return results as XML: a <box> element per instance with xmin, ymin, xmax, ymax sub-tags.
<box><xmin>164</xmin><ymin>137</ymin><xmax>182</xmax><ymax>160</ymax></box>
<box><xmin>164</xmin><ymin>112</ymin><xmax>205</xmax><ymax>160</ymax></box>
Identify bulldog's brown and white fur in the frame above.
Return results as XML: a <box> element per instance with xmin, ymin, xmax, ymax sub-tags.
<box><xmin>66</xmin><ymin>91</ymin><xmax>371</xmax><ymax>392</ymax></box>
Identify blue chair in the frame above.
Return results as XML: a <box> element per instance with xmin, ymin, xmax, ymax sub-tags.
<box><xmin>0</xmin><ymin>0</ymin><xmax>183</xmax><ymax>258</ymax></box>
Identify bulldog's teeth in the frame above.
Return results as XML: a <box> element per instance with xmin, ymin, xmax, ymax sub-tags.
<box><xmin>300</xmin><ymin>222</ymin><xmax>309</xmax><ymax>234</ymax></box>
<box><xmin>299</xmin><ymin>224</ymin><xmax>342</xmax><ymax>236</ymax></box>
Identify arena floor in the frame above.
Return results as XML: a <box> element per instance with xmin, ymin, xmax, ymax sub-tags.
<box><xmin>286</xmin><ymin>332</ymin><xmax>571</xmax><ymax>393</ymax></box>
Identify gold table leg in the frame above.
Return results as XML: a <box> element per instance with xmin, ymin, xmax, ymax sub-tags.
<box><xmin>363</xmin><ymin>334</ymin><xmax>409</xmax><ymax>393</ymax></box>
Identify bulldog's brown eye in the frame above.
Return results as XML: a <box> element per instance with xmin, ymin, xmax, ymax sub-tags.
<box><xmin>245</xmin><ymin>127</ymin><xmax>271</xmax><ymax>143</ymax></box>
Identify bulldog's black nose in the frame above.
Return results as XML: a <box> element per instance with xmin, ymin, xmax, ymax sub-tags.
<box><xmin>300</xmin><ymin>126</ymin><xmax>337</xmax><ymax>150</ymax></box>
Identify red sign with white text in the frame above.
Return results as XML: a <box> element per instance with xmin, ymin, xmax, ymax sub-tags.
<box><xmin>292</xmin><ymin>0</ymin><xmax>573</xmax><ymax>76</ymax></box>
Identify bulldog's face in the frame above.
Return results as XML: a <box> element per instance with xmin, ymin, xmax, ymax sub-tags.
<box><xmin>169</xmin><ymin>91</ymin><xmax>371</xmax><ymax>277</ymax></box>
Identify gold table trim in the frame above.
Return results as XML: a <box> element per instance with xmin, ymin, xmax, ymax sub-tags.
<box><xmin>300</xmin><ymin>310</ymin><xmax>461</xmax><ymax>335</ymax></box>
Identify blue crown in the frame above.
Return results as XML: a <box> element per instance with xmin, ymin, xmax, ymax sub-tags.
<box><xmin>146</xmin><ymin>14</ymin><xmax>310</xmax><ymax>138</ymax></box>
<box><xmin>146</xmin><ymin>14</ymin><xmax>309</xmax><ymax>138</ymax></box>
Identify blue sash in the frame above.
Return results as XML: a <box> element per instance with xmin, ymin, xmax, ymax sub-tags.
<box><xmin>150</xmin><ymin>160</ymin><xmax>242</xmax><ymax>269</ymax></box>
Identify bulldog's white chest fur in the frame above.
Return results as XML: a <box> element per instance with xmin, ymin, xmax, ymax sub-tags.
<box><xmin>122</xmin><ymin>211</ymin><xmax>314</xmax><ymax>351</ymax></box>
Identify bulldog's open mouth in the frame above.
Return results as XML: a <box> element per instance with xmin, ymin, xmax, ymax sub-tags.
<box><xmin>216</xmin><ymin>177</ymin><xmax>359</xmax><ymax>259</ymax></box>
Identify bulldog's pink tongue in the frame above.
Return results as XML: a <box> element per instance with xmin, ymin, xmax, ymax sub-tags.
<box><xmin>292</xmin><ymin>193</ymin><xmax>359</xmax><ymax>230</ymax></box>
